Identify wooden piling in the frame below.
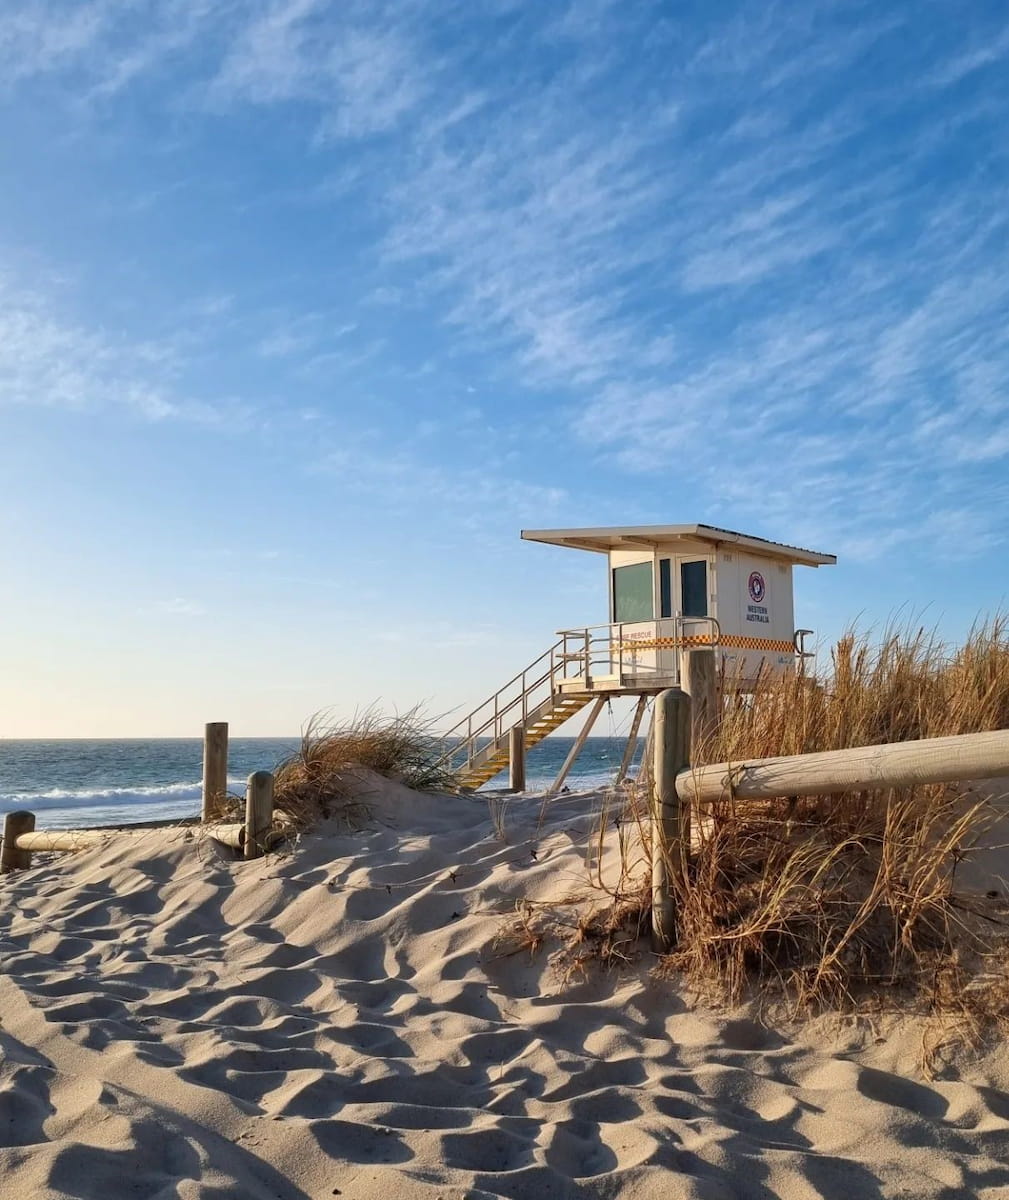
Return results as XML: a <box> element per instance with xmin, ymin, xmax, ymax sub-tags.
<box><xmin>681</xmin><ymin>648</ymin><xmax>719</xmax><ymax>756</ymax></box>
<box><xmin>651</xmin><ymin>689</ymin><xmax>691</xmax><ymax>953</ymax></box>
<box><xmin>508</xmin><ymin>725</ymin><xmax>526</xmax><ymax>792</ymax></box>
<box><xmin>202</xmin><ymin>722</ymin><xmax>229</xmax><ymax>823</ymax></box>
<box><xmin>244</xmin><ymin>771</ymin><xmax>274</xmax><ymax>861</ymax></box>
<box><xmin>1</xmin><ymin>811</ymin><xmax>36</xmax><ymax>874</ymax></box>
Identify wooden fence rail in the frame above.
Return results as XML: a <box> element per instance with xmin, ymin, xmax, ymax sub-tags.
<box><xmin>1</xmin><ymin>765</ymin><xmax>284</xmax><ymax>875</ymax></box>
<box><xmin>652</xmin><ymin>677</ymin><xmax>1009</xmax><ymax>952</ymax></box>
<box><xmin>676</xmin><ymin>728</ymin><xmax>1009</xmax><ymax>805</ymax></box>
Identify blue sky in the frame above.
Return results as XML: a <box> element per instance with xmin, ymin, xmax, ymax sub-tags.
<box><xmin>2</xmin><ymin>0</ymin><xmax>1008</xmax><ymax>736</ymax></box>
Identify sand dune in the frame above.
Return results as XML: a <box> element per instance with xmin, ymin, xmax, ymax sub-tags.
<box><xmin>3</xmin><ymin>778</ymin><xmax>1009</xmax><ymax>1198</ymax></box>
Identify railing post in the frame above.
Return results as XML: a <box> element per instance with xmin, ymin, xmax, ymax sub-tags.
<box><xmin>508</xmin><ymin>725</ymin><xmax>526</xmax><ymax>792</ymax></box>
<box><xmin>1</xmin><ymin>811</ymin><xmax>36</xmax><ymax>874</ymax></box>
<box><xmin>584</xmin><ymin>629</ymin><xmax>592</xmax><ymax>685</ymax></box>
<box><xmin>202</xmin><ymin>722</ymin><xmax>229</xmax><ymax>823</ymax></box>
<box><xmin>651</xmin><ymin>688</ymin><xmax>691</xmax><ymax>953</ymax></box>
<box><xmin>245</xmin><ymin>771</ymin><xmax>274</xmax><ymax>861</ymax></box>
<box><xmin>681</xmin><ymin>648</ymin><xmax>719</xmax><ymax>757</ymax></box>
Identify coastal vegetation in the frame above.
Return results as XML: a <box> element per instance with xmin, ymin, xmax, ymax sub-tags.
<box><xmin>272</xmin><ymin>705</ymin><xmax>457</xmax><ymax>826</ymax></box>
<box><xmin>522</xmin><ymin>618</ymin><xmax>1009</xmax><ymax>1049</ymax></box>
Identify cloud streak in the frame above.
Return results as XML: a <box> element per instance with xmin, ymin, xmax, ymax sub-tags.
<box><xmin>0</xmin><ymin>268</ymin><xmax>236</xmax><ymax>424</ymax></box>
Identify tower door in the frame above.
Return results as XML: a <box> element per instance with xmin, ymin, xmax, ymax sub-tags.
<box><xmin>657</xmin><ymin>557</ymin><xmax>711</xmax><ymax>678</ymax></box>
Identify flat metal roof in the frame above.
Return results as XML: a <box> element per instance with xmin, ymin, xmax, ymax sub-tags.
<box><xmin>520</xmin><ymin>524</ymin><xmax>836</xmax><ymax>567</ymax></box>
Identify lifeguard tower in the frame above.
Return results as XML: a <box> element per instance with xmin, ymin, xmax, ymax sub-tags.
<box><xmin>443</xmin><ymin>524</ymin><xmax>835</xmax><ymax>791</ymax></box>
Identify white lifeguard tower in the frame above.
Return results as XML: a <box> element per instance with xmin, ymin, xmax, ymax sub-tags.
<box><xmin>444</xmin><ymin>523</ymin><xmax>835</xmax><ymax>790</ymax></box>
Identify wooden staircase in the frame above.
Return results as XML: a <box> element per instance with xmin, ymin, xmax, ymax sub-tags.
<box><xmin>455</xmin><ymin>693</ymin><xmax>591</xmax><ymax>790</ymax></box>
<box><xmin>437</xmin><ymin>638</ymin><xmax>602</xmax><ymax>791</ymax></box>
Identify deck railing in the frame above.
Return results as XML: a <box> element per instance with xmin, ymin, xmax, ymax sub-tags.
<box><xmin>439</xmin><ymin>617</ymin><xmax>723</xmax><ymax>772</ymax></box>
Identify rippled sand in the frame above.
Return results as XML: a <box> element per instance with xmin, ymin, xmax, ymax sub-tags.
<box><xmin>3</xmin><ymin>777</ymin><xmax>1009</xmax><ymax>1198</ymax></box>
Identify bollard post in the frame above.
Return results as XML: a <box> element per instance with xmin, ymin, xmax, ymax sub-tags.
<box><xmin>508</xmin><ymin>725</ymin><xmax>526</xmax><ymax>793</ymax></box>
<box><xmin>1</xmin><ymin>811</ymin><xmax>36</xmax><ymax>874</ymax></box>
<box><xmin>651</xmin><ymin>689</ymin><xmax>691</xmax><ymax>953</ymax></box>
<box><xmin>681</xmin><ymin>648</ymin><xmax>719</xmax><ymax>757</ymax></box>
<box><xmin>202</xmin><ymin>722</ymin><xmax>229</xmax><ymax>822</ymax></box>
<box><xmin>244</xmin><ymin>771</ymin><xmax>274</xmax><ymax>861</ymax></box>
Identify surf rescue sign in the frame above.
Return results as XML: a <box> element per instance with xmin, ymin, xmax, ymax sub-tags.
<box><xmin>744</xmin><ymin>568</ymin><xmax>770</xmax><ymax>626</ymax></box>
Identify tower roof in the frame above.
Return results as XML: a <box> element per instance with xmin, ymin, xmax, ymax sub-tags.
<box><xmin>520</xmin><ymin>523</ymin><xmax>836</xmax><ymax>567</ymax></box>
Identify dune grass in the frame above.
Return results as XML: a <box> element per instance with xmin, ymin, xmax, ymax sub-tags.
<box><xmin>669</xmin><ymin>619</ymin><xmax>1009</xmax><ymax>1014</ymax></box>
<box><xmin>516</xmin><ymin>618</ymin><xmax>1009</xmax><ymax>1032</ymax></box>
<box><xmin>273</xmin><ymin>705</ymin><xmax>457</xmax><ymax>827</ymax></box>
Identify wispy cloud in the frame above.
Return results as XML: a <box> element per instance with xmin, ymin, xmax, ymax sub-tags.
<box><xmin>0</xmin><ymin>267</ymin><xmax>239</xmax><ymax>423</ymax></box>
<box><xmin>928</xmin><ymin>22</ymin><xmax>1009</xmax><ymax>88</ymax></box>
<box><xmin>206</xmin><ymin>0</ymin><xmax>432</xmax><ymax>139</ymax></box>
<box><xmin>318</xmin><ymin>439</ymin><xmax>569</xmax><ymax>527</ymax></box>
<box><xmin>4</xmin><ymin>0</ymin><xmax>1009</xmax><ymax>564</ymax></box>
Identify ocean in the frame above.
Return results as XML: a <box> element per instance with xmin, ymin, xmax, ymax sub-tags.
<box><xmin>0</xmin><ymin>737</ymin><xmax>644</xmax><ymax>830</ymax></box>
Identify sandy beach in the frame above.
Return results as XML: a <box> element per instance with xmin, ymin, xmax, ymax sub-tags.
<box><xmin>1</xmin><ymin>778</ymin><xmax>1008</xmax><ymax>1199</ymax></box>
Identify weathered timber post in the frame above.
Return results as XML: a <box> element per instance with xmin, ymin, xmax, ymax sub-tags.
<box><xmin>651</xmin><ymin>689</ymin><xmax>691</xmax><ymax>953</ymax></box>
<box><xmin>202</xmin><ymin>722</ymin><xmax>229</xmax><ymax>822</ymax></box>
<box><xmin>1</xmin><ymin>811</ymin><xmax>36</xmax><ymax>874</ymax></box>
<box><xmin>508</xmin><ymin>725</ymin><xmax>526</xmax><ymax>793</ymax></box>
<box><xmin>681</xmin><ymin>648</ymin><xmax>719</xmax><ymax>756</ymax></box>
<box><xmin>244</xmin><ymin>771</ymin><xmax>274</xmax><ymax>861</ymax></box>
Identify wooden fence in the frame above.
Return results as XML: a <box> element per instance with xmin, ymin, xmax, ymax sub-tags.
<box><xmin>652</xmin><ymin>665</ymin><xmax>1009</xmax><ymax>951</ymax></box>
<box><xmin>0</xmin><ymin>725</ymin><xmax>287</xmax><ymax>875</ymax></box>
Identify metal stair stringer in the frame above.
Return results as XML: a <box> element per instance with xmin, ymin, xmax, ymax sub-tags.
<box><xmin>456</xmin><ymin>692</ymin><xmax>592</xmax><ymax>791</ymax></box>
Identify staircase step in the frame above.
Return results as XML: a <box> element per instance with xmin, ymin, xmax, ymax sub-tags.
<box><xmin>453</xmin><ymin>675</ymin><xmax>597</xmax><ymax>788</ymax></box>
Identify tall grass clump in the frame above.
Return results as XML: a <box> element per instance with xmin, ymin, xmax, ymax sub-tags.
<box><xmin>273</xmin><ymin>705</ymin><xmax>458</xmax><ymax>827</ymax></box>
<box><xmin>660</xmin><ymin>618</ymin><xmax>1009</xmax><ymax>1013</ymax></box>
<box><xmin>518</xmin><ymin>618</ymin><xmax>1009</xmax><ymax>1027</ymax></box>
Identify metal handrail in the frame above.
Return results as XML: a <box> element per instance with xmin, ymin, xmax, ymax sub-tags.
<box><xmin>439</xmin><ymin>616</ymin><xmax>726</xmax><ymax>771</ymax></box>
<box><xmin>448</xmin><ymin>643</ymin><xmax>559</xmax><ymax>734</ymax></box>
<box><xmin>556</xmin><ymin>615</ymin><xmax>722</xmax><ymax>642</ymax></box>
<box><xmin>437</xmin><ymin>643</ymin><xmax>564</xmax><ymax>767</ymax></box>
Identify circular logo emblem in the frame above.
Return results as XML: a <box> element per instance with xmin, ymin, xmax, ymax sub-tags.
<box><xmin>748</xmin><ymin>571</ymin><xmax>766</xmax><ymax>603</ymax></box>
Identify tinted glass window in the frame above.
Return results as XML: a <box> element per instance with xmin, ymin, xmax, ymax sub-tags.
<box><xmin>612</xmin><ymin>562</ymin><xmax>654</xmax><ymax>622</ymax></box>
<box><xmin>680</xmin><ymin>560</ymin><xmax>708</xmax><ymax>617</ymax></box>
<box><xmin>659</xmin><ymin>559</ymin><xmax>672</xmax><ymax>618</ymax></box>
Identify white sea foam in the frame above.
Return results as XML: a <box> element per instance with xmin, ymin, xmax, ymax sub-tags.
<box><xmin>0</xmin><ymin>778</ymin><xmax>248</xmax><ymax>815</ymax></box>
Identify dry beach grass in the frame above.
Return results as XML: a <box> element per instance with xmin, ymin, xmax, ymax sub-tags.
<box><xmin>515</xmin><ymin>620</ymin><xmax>1009</xmax><ymax>1051</ymax></box>
<box><xmin>272</xmin><ymin>705</ymin><xmax>458</xmax><ymax>829</ymax></box>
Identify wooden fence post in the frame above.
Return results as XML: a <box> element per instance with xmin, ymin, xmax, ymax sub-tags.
<box><xmin>1</xmin><ymin>811</ymin><xmax>36</xmax><ymax>874</ymax></box>
<box><xmin>651</xmin><ymin>689</ymin><xmax>691</xmax><ymax>953</ymax></box>
<box><xmin>508</xmin><ymin>725</ymin><xmax>526</xmax><ymax>792</ymax></box>
<box><xmin>244</xmin><ymin>771</ymin><xmax>274</xmax><ymax>861</ymax></box>
<box><xmin>202</xmin><ymin>722</ymin><xmax>229</xmax><ymax>822</ymax></box>
<box><xmin>681</xmin><ymin>648</ymin><xmax>719</xmax><ymax>756</ymax></box>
